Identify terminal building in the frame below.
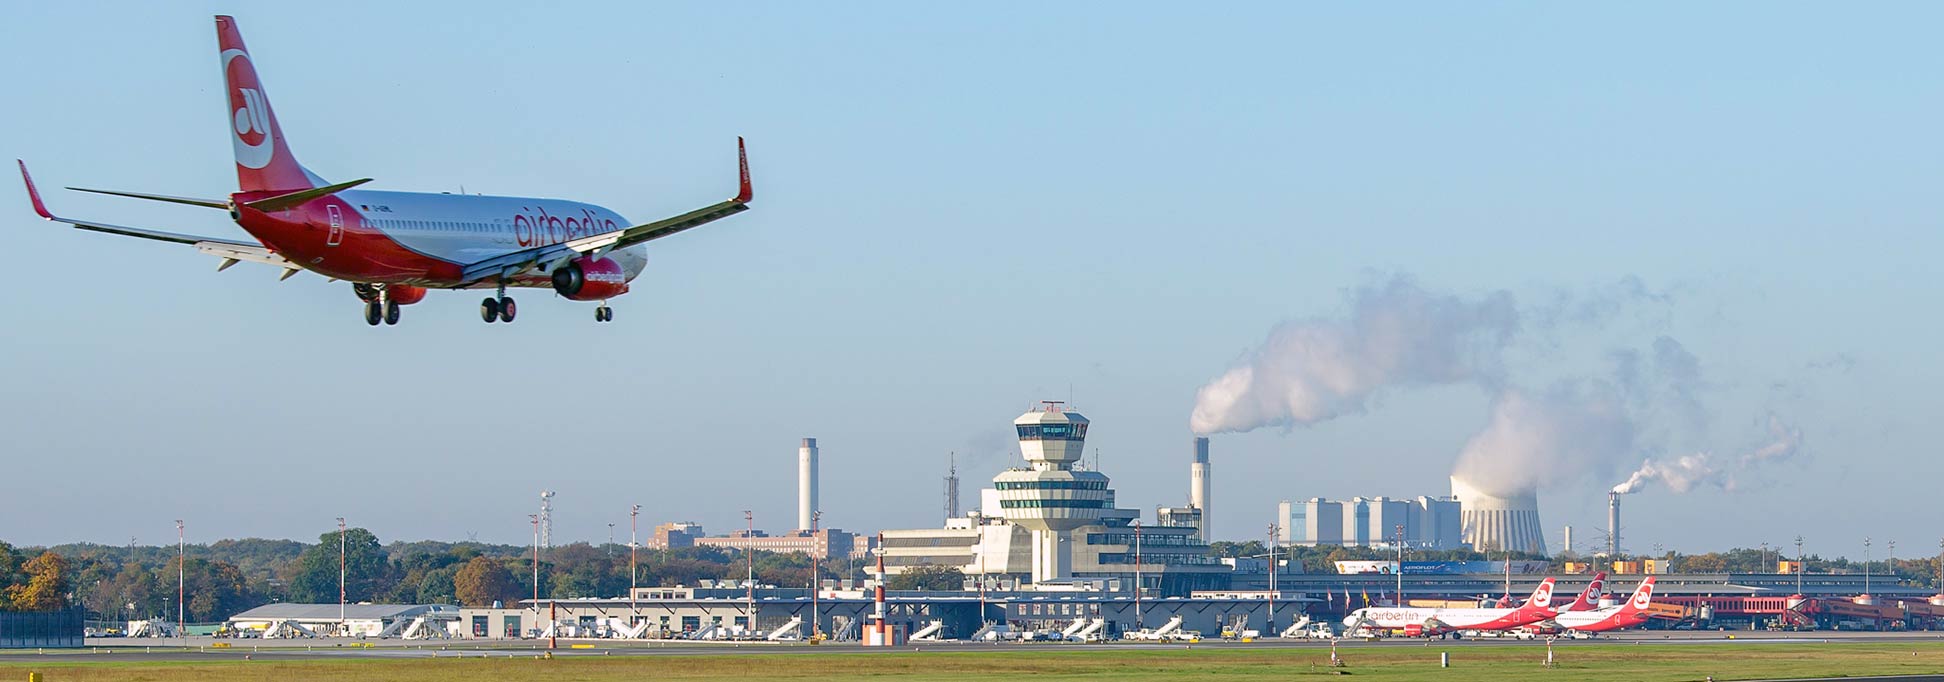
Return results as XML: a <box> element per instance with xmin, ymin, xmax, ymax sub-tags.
<box><xmin>1276</xmin><ymin>496</ymin><xmax>1463</xmax><ymax>549</ymax></box>
<box><xmin>879</xmin><ymin>403</ymin><xmax>1228</xmax><ymax>595</ymax></box>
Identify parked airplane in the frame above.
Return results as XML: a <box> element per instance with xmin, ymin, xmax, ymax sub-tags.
<box><xmin>18</xmin><ymin>15</ymin><xmax>752</xmax><ymax>326</ymax></box>
<box><xmin>1344</xmin><ymin>577</ymin><xmax>1558</xmax><ymax>637</ymax></box>
<box><xmin>1558</xmin><ymin>572</ymin><xmax>1608</xmax><ymax>612</ymax></box>
<box><xmin>1551</xmin><ymin>578</ymin><xmax>1657</xmax><ymax>633</ymax></box>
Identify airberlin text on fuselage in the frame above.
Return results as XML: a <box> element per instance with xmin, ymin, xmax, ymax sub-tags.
<box><xmin>513</xmin><ymin>206</ymin><xmax>617</xmax><ymax>247</ymax></box>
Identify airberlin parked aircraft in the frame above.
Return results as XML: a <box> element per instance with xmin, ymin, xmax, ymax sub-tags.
<box><xmin>18</xmin><ymin>15</ymin><xmax>752</xmax><ymax>326</ymax></box>
<box><xmin>1344</xmin><ymin>577</ymin><xmax>1558</xmax><ymax>637</ymax></box>
<box><xmin>1558</xmin><ymin>572</ymin><xmax>1608</xmax><ymax>612</ymax></box>
<box><xmin>1551</xmin><ymin>578</ymin><xmax>1657</xmax><ymax>633</ymax></box>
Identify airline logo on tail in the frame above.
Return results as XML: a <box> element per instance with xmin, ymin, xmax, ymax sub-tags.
<box><xmin>222</xmin><ymin>49</ymin><xmax>274</xmax><ymax>169</ymax></box>
<box><xmin>1631</xmin><ymin>579</ymin><xmax>1655</xmax><ymax>610</ymax></box>
<box><xmin>1528</xmin><ymin>578</ymin><xmax>1555</xmax><ymax>609</ymax></box>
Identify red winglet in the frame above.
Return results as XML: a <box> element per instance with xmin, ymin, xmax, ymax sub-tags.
<box><xmin>734</xmin><ymin>136</ymin><xmax>753</xmax><ymax>204</ymax></box>
<box><xmin>17</xmin><ymin>160</ymin><xmax>54</xmax><ymax>219</ymax></box>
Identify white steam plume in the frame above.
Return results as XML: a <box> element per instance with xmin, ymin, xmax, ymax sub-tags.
<box><xmin>1450</xmin><ymin>381</ymin><xmax>1637</xmax><ymax>498</ymax></box>
<box><xmin>1189</xmin><ymin>276</ymin><xmax>1518</xmax><ymax>435</ymax></box>
<box><xmin>1611</xmin><ymin>413</ymin><xmax>1805</xmax><ymax>494</ymax></box>
<box><xmin>1611</xmin><ymin>454</ymin><xmax>1723</xmax><ymax>494</ymax></box>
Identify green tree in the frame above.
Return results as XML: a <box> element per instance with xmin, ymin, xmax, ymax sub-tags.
<box><xmin>415</xmin><ymin>567</ymin><xmax>457</xmax><ymax>604</ymax></box>
<box><xmin>886</xmin><ymin>564</ymin><xmax>963</xmax><ymax>591</ymax></box>
<box><xmin>453</xmin><ymin>556</ymin><xmax>521</xmax><ymax>607</ymax></box>
<box><xmin>287</xmin><ymin>528</ymin><xmax>389</xmax><ymax>603</ymax></box>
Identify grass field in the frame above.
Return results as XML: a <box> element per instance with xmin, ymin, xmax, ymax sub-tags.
<box><xmin>3</xmin><ymin>642</ymin><xmax>1943</xmax><ymax>681</ymax></box>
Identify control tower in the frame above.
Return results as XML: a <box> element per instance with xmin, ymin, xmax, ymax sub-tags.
<box><xmin>994</xmin><ymin>402</ymin><xmax>1112</xmax><ymax>582</ymax></box>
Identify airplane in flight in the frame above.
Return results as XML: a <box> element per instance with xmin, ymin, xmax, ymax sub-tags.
<box><xmin>1550</xmin><ymin>577</ymin><xmax>1657</xmax><ymax>633</ymax></box>
<box><xmin>18</xmin><ymin>15</ymin><xmax>752</xmax><ymax>326</ymax></box>
<box><xmin>1344</xmin><ymin>577</ymin><xmax>1559</xmax><ymax>638</ymax></box>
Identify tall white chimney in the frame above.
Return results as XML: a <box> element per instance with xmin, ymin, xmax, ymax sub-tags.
<box><xmin>799</xmin><ymin>438</ymin><xmax>819</xmax><ymax>531</ymax></box>
<box><xmin>1190</xmin><ymin>437</ymin><xmax>1211</xmax><ymax>541</ymax></box>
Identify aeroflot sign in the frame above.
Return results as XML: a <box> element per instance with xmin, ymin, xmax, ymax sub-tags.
<box><xmin>512</xmin><ymin>206</ymin><xmax>619</xmax><ymax>247</ymax></box>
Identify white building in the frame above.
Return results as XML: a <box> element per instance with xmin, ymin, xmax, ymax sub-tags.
<box><xmin>1278</xmin><ymin>496</ymin><xmax>1463</xmax><ymax>550</ymax></box>
<box><xmin>227</xmin><ymin>603</ymin><xmax>459</xmax><ymax>638</ymax></box>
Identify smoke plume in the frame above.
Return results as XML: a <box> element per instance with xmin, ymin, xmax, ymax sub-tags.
<box><xmin>1450</xmin><ymin>381</ymin><xmax>1637</xmax><ymax>498</ymax></box>
<box><xmin>1189</xmin><ymin>276</ymin><xmax>1518</xmax><ymax>435</ymax></box>
<box><xmin>1611</xmin><ymin>413</ymin><xmax>1804</xmax><ymax>494</ymax></box>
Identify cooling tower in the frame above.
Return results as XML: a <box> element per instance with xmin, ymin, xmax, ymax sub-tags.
<box><xmin>1450</xmin><ymin>476</ymin><xmax>1547</xmax><ymax>555</ymax></box>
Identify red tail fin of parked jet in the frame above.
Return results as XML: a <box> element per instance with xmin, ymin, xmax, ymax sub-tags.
<box><xmin>1554</xmin><ymin>577</ymin><xmax>1656</xmax><ymax>632</ymax></box>
<box><xmin>1561</xmin><ymin>572</ymin><xmax>1608</xmax><ymax>612</ymax></box>
<box><xmin>19</xmin><ymin>15</ymin><xmax>753</xmax><ymax>327</ymax></box>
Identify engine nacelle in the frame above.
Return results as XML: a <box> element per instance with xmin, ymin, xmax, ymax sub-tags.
<box><xmin>550</xmin><ymin>257</ymin><xmax>629</xmax><ymax>301</ymax></box>
<box><xmin>388</xmin><ymin>284</ymin><xmax>428</xmax><ymax>305</ymax></box>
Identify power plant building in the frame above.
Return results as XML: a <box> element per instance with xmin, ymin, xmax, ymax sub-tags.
<box><xmin>1277</xmin><ymin>496</ymin><xmax>1462</xmax><ymax>550</ymax></box>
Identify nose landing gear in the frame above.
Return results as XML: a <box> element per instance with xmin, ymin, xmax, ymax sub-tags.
<box><xmin>594</xmin><ymin>305</ymin><xmax>613</xmax><ymax>323</ymax></box>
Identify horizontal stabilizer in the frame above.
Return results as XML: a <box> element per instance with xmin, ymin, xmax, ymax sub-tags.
<box><xmin>67</xmin><ymin>187</ymin><xmax>228</xmax><ymax>210</ymax></box>
<box><xmin>243</xmin><ymin>177</ymin><xmax>372</xmax><ymax>212</ymax></box>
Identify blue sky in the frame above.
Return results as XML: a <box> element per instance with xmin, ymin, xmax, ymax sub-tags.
<box><xmin>2</xmin><ymin>3</ymin><xmax>1938</xmax><ymax>561</ymax></box>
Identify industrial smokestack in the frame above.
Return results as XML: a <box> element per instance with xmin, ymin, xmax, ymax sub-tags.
<box><xmin>1607</xmin><ymin>491</ymin><xmax>1620</xmax><ymax>557</ymax></box>
<box><xmin>1191</xmin><ymin>437</ymin><xmax>1211</xmax><ymax>540</ymax></box>
<box><xmin>1564</xmin><ymin>525</ymin><xmax>1573</xmax><ymax>556</ymax></box>
<box><xmin>799</xmin><ymin>438</ymin><xmax>819</xmax><ymax>531</ymax></box>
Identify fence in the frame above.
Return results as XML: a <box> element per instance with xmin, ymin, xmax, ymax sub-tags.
<box><xmin>0</xmin><ymin>609</ymin><xmax>85</xmax><ymax>648</ymax></box>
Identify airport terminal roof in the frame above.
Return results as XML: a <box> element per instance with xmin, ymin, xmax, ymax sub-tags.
<box><xmin>228</xmin><ymin>603</ymin><xmax>456</xmax><ymax>622</ymax></box>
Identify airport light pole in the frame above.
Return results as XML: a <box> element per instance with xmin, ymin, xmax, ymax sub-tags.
<box><xmin>1133</xmin><ymin>519</ymin><xmax>1144</xmax><ymax>629</ymax></box>
<box><xmin>630</xmin><ymin>505</ymin><xmax>640</xmax><ymax>622</ymax></box>
<box><xmin>336</xmin><ymin>517</ymin><xmax>346</xmax><ymax>634</ymax></box>
<box><xmin>175</xmin><ymin>520</ymin><xmax>184</xmax><ymax>640</ymax></box>
<box><xmin>1865</xmin><ymin>537</ymin><xmax>1873</xmax><ymax>597</ymax></box>
<box><xmin>530</xmin><ymin>514</ymin><xmax>541</xmax><ymax>633</ymax></box>
<box><xmin>1394</xmin><ymin>524</ymin><xmax>1405</xmax><ymax>607</ymax></box>
<box><xmin>745</xmin><ymin>510</ymin><xmax>755</xmax><ymax>634</ymax></box>
<box><xmin>1795</xmin><ymin>536</ymin><xmax>1805</xmax><ymax>596</ymax></box>
<box><xmin>810</xmin><ymin>510</ymin><xmax>822</xmax><ymax>639</ymax></box>
<box><xmin>1889</xmin><ymin>540</ymin><xmax>1897</xmax><ymax>590</ymax></box>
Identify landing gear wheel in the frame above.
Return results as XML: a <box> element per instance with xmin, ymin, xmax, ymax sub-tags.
<box><xmin>498</xmin><ymin>297</ymin><xmax>517</xmax><ymax>323</ymax></box>
<box><xmin>595</xmin><ymin>306</ymin><xmax>612</xmax><ymax>322</ymax></box>
<box><xmin>480</xmin><ymin>297</ymin><xmax>500</xmax><ymax>323</ymax></box>
<box><xmin>383</xmin><ymin>300</ymin><xmax>401</xmax><ymax>326</ymax></box>
<box><xmin>363</xmin><ymin>301</ymin><xmax>383</xmax><ymax>326</ymax></box>
<box><xmin>352</xmin><ymin>283</ymin><xmax>380</xmax><ymax>303</ymax></box>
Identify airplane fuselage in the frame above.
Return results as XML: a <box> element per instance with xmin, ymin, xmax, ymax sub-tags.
<box><xmin>1347</xmin><ymin>605</ymin><xmax>1551</xmax><ymax>632</ymax></box>
<box><xmin>234</xmin><ymin>189</ymin><xmax>646</xmax><ymax>288</ymax></box>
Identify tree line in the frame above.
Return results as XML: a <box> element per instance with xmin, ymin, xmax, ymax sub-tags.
<box><xmin>2</xmin><ymin>529</ymin><xmax>859</xmax><ymax>623</ymax></box>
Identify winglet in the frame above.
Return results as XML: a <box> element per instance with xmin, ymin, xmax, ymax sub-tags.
<box><xmin>734</xmin><ymin>137</ymin><xmax>753</xmax><ymax>204</ymax></box>
<box><xmin>18</xmin><ymin>160</ymin><xmax>54</xmax><ymax>219</ymax></box>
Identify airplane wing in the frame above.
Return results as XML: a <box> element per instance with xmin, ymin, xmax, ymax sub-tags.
<box><xmin>18</xmin><ymin>160</ymin><xmax>303</xmax><ymax>278</ymax></box>
<box><xmin>457</xmin><ymin>137</ymin><xmax>752</xmax><ymax>284</ymax></box>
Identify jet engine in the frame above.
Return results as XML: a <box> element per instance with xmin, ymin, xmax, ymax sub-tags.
<box><xmin>550</xmin><ymin>256</ymin><xmax>629</xmax><ymax>301</ymax></box>
<box><xmin>387</xmin><ymin>284</ymin><xmax>428</xmax><ymax>305</ymax></box>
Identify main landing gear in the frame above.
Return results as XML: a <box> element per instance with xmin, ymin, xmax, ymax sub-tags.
<box><xmin>481</xmin><ymin>284</ymin><xmax>516</xmax><ymax>324</ymax></box>
<box><xmin>594</xmin><ymin>304</ymin><xmax>614</xmax><ymax>323</ymax></box>
<box><xmin>355</xmin><ymin>283</ymin><xmax>400</xmax><ymax>327</ymax></box>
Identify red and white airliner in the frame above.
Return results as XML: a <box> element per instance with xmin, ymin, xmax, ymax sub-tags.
<box><xmin>1551</xmin><ymin>578</ymin><xmax>1657</xmax><ymax>633</ymax></box>
<box><xmin>18</xmin><ymin>15</ymin><xmax>752</xmax><ymax>326</ymax></box>
<box><xmin>1558</xmin><ymin>572</ymin><xmax>1608</xmax><ymax>613</ymax></box>
<box><xmin>1344</xmin><ymin>577</ymin><xmax>1558</xmax><ymax>637</ymax></box>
